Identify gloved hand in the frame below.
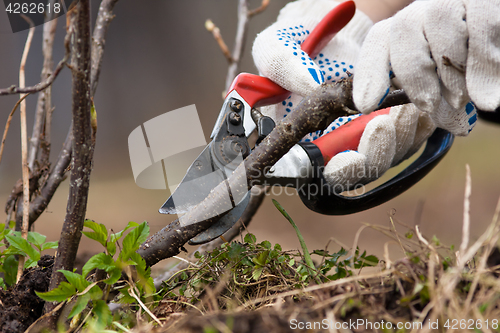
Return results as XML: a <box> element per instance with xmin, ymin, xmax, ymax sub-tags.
<box><xmin>252</xmin><ymin>0</ymin><xmax>441</xmax><ymax>188</ymax></box>
<box><xmin>353</xmin><ymin>0</ymin><xmax>499</xmax><ymax>132</ymax></box>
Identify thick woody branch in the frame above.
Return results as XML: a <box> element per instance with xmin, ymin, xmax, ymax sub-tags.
<box><xmin>152</xmin><ymin>185</ymin><xmax>267</xmax><ymax>288</ymax></box>
<box><xmin>138</xmin><ymin>81</ymin><xmax>411</xmax><ymax>267</ymax></box>
<box><xmin>138</xmin><ymin>80</ymin><xmax>357</xmax><ymax>267</ymax></box>
<box><xmin>44</xmin><ymin>0</ymin><xmax>92</xmax><ymax>316</ymax></box>
<box><xmin>18</xmin><ymin>0</ymin><xmax>120</xmax><ymax>231</ymax></box>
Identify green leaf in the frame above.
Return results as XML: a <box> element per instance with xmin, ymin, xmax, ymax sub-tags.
<box><xmin>5</xmin><ymin>234</ymin><xmax>40</xmax><ymax>261</ymax></box>
<box><xmin>92</xmin><ymin>300</ymin><xmax>112</xmax><ymax>329</ymax></box>
<box><xmin>228</xmin><ymin>242</ymin><xmax>245</xmax><ymax>260</ymax></box>
<box><xmin>27</xmin><ymin>232</ymin><xmax>46</xmax><ymax>250</ymax></box>
<box><xmin>83</xmin><ymin>220</ymin><xmax>108</xmax><ymax>247</ymax></box>
<box><xmin>244</xmin><ymin>233</ymin><xmax>256</xmax><ymax>244</ymax></box>
<box><xmin>82</xmin><ymin>252</ymin><xmax>115</xmax><ymax>277</ymax></box>
<box><xmin>69</xmin><ymin>294</ymin><xmax>90</xmax><ymax>318</ymax></box>
<box><xmin>362</xmin><ymin>255</ymin><xmax>379</xmax><ymax>266</ymax></box>
<box><xmin>103</xmin><ymin>268</ymin><xmax>122</xmax><ymax>286</ymax></box>
<box><xmin>60</xmin><ymin>270</ymin><xmax>89</xmax><ymax>292</ymax></box>
<box><xmin>36</xmin><ymin>281</ymin><xmax>76</xmax><ymax>302</ymax></box>
<box><xmin>41</xmin><ymin>241</ymin><xmax>58</xmax><ymax>251</ymax></box>
<box><xmin>2</xmin><ymin>255</ymin><xmax>18</xmax><ymax>286</ymax></box>
<box><xmin>260</xmin><ymin>240</ymin><xmax>271</xmax><ymax>249</ymax></box>
<box><xmin>106</xmin><ymin>241</ymin><xmax>116</xmax><ymax>257</ymax></box>
<box><xmin>24</xmin><ymin>257</ymin><xmax>38</xmax><ymax>269</ymax></box>
<box><xmin>274</xmin><ymin>243</ymin><xmax>282</xmax><ymax>251</ymax></box>
<box><xmin>121</xmin><ymin>222</ymin><xmax>149</xmax><ymax>257</ymax></box>
<box><xmin>312</xmin><ymin>249</ymin><xmax>330</xmax><ymax>257</ymax></box>
<box><xmin>82</xmin><ymin>231</ymin><xmax>107</xmax><ymax>248</ymax></box>
<box><xmin>109</xmin><ymin>221</ymin><xmax>139</xmax><ymax>243</ymax></box>
<box><xmin>252</xmin><ymin>266</ymin><xmax>264</xmax><ymax>281</ymax></box>
<box><xmin>252</xmin><ymin>250</ymin><xmax>269</xmax><ymax>266</ymax></box>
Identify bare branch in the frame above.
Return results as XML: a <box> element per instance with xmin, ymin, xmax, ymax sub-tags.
<box><xmin>248</xmin><ymin>0</ymin><xmax>270</xmax><ymax>17</ymax></box>
<box><xmin>44</xmin><ymin>0</ymin><xmax>92</xmax><ymax>316</ymax></box>
<box><xmin>138</xmin><ymin>79</ymin><xmax>413</xmax><ymax>267</ymax></box>
<box><xmin>138</xmin><ymin>80</ymin><xmax>358</xmax><ymax>267</ymax></box>
<box><xmin>225</xmin><ymin>0</ymin><xmax>250</xmax><ymax>90</ymax></box>
<box><xmin>28</xmin><ymin>0</ymin><xmax>59</xmax><ymax>170</ymax></box>
<box><xmin>0</xmin><ymin>56</ymin><xmax>67</xmax><ymax>97</ymax></box>
<box><xmin>17</xmin><ymin>14</ymin><xmax>35</xmax><ymax>282</ymax></box>
<box><xmin>91</xmin><ymin>0</ymin><xmax>120</xmax><ymax>96</ymax></box>
<box><xmin>205</xmin><ymin>20</ymin><xmax>234</xmax><ymax>63</ymax></box>
<box><xmin>28</xmin><ymin>127</ymin><xmax>72</xmax><ymax>229</ymax></box>
<box><xmin>0</xmin><ymin>94</ymin><xmax>30</xmax><ymax>165</ymax></box>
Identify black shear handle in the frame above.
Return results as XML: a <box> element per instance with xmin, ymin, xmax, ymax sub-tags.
<box><xmin>298</xmin><ymin>128</ymin><xmax>454</xmax><ymax>215</ymax></box>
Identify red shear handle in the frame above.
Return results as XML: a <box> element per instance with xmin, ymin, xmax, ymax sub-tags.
<box><xmin>313</xmin><ymin>108</ymin><xmax>391</xmax><ymax>164</ymax></box>
<box><xmin>226</xmin><ymin>1</ymin><xmax>356</xmax><ymax>108</ymax></box>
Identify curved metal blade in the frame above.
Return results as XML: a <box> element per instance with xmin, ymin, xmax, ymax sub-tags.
<box><xmin>159</xmin><ymin>143</ymin><xmax>225</xmax><ymax>214</ymax></box>
<box><xmin>188</xmin><ymin>192</ymin><xmax>250</xmax><ymax>245</ymax></box>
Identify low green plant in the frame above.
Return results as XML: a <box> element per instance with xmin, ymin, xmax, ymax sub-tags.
<box><xmin>160</xmin><ymin>199</ymin><xmax>380</xmax><ymax>311</ymax></box>
<box><xmin>35</xmin><ymin>220</ymin><xmax>154</xmax><ymax>331</ymax></box>
<box><xmin>0</xmin><ymin>220</ymin><xmax>58</xmax><ymax>288</ymax></box>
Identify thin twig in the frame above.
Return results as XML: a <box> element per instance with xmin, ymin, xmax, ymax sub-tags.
<box><xmin>0</xmin><ymin>94</ymin><xmax>30</xmax><ymax>165</ymax></box>
<box><xmin>0</xmin><ymin>56</ymin><xmax>67</xmax><ymax>96</ymax></box>
<box><xmin>459</xmin><ymin>164</ymin><xmax>471</xmax><ymax>260</ymax></box>
<box><xmin>248</xmin><ymin>0</ymin><xmax>270</xmax><ymax>17</ymax></box>
<box><xmin>28</xmin><ymin>0</ymin><xmax>58</xmax><ymax>170</ymax></box>
<box><xmin>91</xmin><ymin>0</ymin><xmax>120</xmax><ymax>96</ymax></box>
<box><xmin>205</xmin><ymin>20</ymin><xmax>233</xmax><ymax>63</ymax></box>
<box><xmin>225</xmin><ymin>0</ymin><xmax>250</xmax><ymax>90</ymax></box>
<box><xmin>128</xmin><ymin>283</ymin><xmax>163</xmax><ymax>327</ymax></box>
<box><xmin>17</xmin><ymin>14</ymin><xmax>35</xmax><ymax>283</ymax></box>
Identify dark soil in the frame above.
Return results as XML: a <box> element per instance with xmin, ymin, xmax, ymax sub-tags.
<box><xmin>0</xmin><ymin>255</ymin><xmax>53</xmax><ymax>333</ymax></box>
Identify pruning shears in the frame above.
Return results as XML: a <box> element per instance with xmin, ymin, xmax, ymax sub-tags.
<box><xmin>159</xmin><ymin>1</ymin><xmax>454</xmax><ymax>245</ymax></box>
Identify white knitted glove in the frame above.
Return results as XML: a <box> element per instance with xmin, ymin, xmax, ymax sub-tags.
<box><xmin>353</xmin><ymin>0</ymin><xmax>498</xmax><ymax>135</ymax></box>
<box><xmin>324</xmin><ymin>104</ymin><xmax>436</xmax><ymax>189</ymax></box>
<box><xmin>253</xmin><ymin>0</ymin><xmax>372</xmax><ymax>128</ymax></box>
<box><xmin>252</xmin><ymin>0</ymin><xmax>436</xmax><ymax>190</ymax></box>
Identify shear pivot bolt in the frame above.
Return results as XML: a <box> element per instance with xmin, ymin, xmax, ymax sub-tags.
<box><xmin>230</xmin><ymin>100</ymin><xmax>242</xmax><ymax>112</ymax></box>
<box><xmin>228</xmin><ymin>112</ymin><xmax>241</xmax><ymax>125</ymax></box>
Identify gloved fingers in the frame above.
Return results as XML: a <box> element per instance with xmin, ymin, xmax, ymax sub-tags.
<box><xmin>389</xmin><ymin>104</ymin><xmax>419</xmax><ymax>166</ymax></box>
<box><xmin>401</xmin><ymin>111</ymin><xmax>436</xmax><ymax>161</ymax></box>
<box><xmin>323</xmin><ymin>151</ymin><xmax>367</xmax><ymax>190</ymax></box>
<box><xmin>466</xmin><ymin>0</ymin><xmax>500</xmax><ymax>111</ymax></box>
<box><xmin>424</xmin><ymin>0</ymin><xmax>469</xmax><ymax>110</ymax></box>
<box><xmin>390</xmin><ymin>2</ymin><xmax>441</xmax><ymax>113</ymax></box>
<box><xmin>358</xmin><ymin>115</ymin><xmax>397</xmax><ymax>182</ymax></box>
<box><xmin>430</xmin><ymin>98</ymin><xmax>477</xmax><ymax>136</ymax></box>
<box><xmin>301</xmin><ymin>113</ymin><xmax>361</xmax><ymax>142</ymax></box>
<box><xmin>252</xmin><ymin>18</ymin><xmax>324</xmax><ymax>97</ymax></box>
<box><xmin>352</xmin><ymin>19</ymin><xmax>392</xmax><ymax>113</ymax></box>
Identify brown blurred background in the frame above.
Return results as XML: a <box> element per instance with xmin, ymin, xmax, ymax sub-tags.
<box><xmin>0</xmin><ymin>1</ymin><xmax>499</xmax><ymax>272</ymax></box>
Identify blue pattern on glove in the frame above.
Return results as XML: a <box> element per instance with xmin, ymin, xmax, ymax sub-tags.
<box><xmin>276</xmin><ymin>26</ymin><xmax>325</xmax><ymax>85</ymax></box>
